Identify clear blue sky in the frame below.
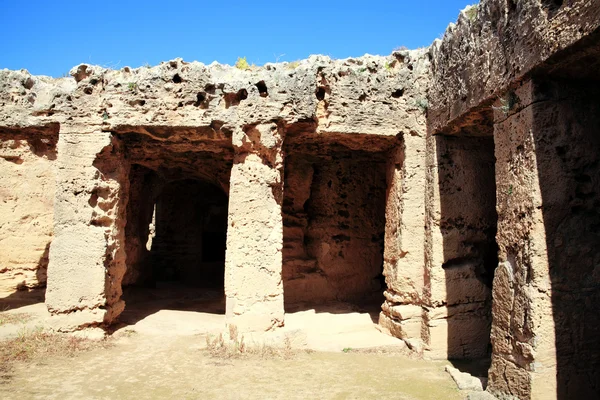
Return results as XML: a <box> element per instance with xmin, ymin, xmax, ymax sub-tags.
<box><xmin>0</xmin><ymin>0</ymin><xmax>473</xmax><ymax>77</ymax></box>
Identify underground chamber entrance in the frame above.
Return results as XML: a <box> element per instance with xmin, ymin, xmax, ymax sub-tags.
<box><xmin>121</xmin><ymin>167</ymin><xmax>229</xmax><ymax>321</ymax></box>
<box><xmin>435</xmin><ymin>131</ymin><xmax>498</xmax><ymax>374</ymax></box>
<box><xmin>282</xmin><ymin>135</ymin><xmax>392</xmax><ymax>318</ymax></box>
<box><xmin>115</xmin><ymin>130</ymin><xmax>233</xmax><ymax>326</ymax></box>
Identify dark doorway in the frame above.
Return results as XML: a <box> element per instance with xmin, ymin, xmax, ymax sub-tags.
<box><xmin>150</xmin><ymin>179</ymin><xmax>228</xmax><ymax>288</ymax></box>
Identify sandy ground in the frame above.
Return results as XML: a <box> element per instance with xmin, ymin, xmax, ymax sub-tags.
<box><xmin>0</xmin><ymin>288</ymin><xmax>464</xmax><ymax>400</ymax></box>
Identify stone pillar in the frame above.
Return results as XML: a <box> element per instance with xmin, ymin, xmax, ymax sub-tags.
<box><xmin>487</xmin><ymin>80</ymin><xmax>556</xmax><ymax>399</ymax></box>
<box><xmin>379</xmin><ymin>132</ymin><xmax>427</xmax><ymax>348</ymax></box>
<box><xmin>224</xmin><ymin>123</ymin><xmax>285</xmax><ymax>332</ymax></box>
<box><xmin>490</xmin><ymin>78</ymin><xmax>600</xmax><ymax>400</ymax></box>
<box><xmin>46</xmin><ymin>129</ymin><xmax>129</xmax><ymax>332</ymax></box>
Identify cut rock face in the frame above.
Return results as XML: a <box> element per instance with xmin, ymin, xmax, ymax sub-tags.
<box><xmin>1</xmin><ymin>1</ymin><xmax>600</xmax><ymax>399</ymax></box>
<box><xmin>0</xmin><ymin>127</ymin><xmax>57</xmax><ymax>292</ymax></box>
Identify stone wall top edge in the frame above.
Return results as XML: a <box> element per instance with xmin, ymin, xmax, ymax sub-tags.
<box><xmin>427</xmin><ymin>0</ymin><xmax>600</xmax><ymax>134</ymax></box>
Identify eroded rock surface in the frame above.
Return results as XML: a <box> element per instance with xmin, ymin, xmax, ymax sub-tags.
<box><xmin>1</xmin><ymin>1</ymin><xmax>599</xmax><ymax>399</ymax></box>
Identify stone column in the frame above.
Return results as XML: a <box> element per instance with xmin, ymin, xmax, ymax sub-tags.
<box><xmin>487</xmin><ymin>80</ymin><xmax>556</xmax><ymax>399</ymax></box>
<box><xmin>46</xmin><ymin>129</ymin><xmax>129</xmax><ymax>333</ymax></box>
<box><xmin>490</xmin><ymin>78</ymin><xmax>600</xmax><ymax>400</ymax></box>
<box><xmin>379</xmin><ymin>134</ymin><xmax>428</xmax><ymax>348</ymax></box>
<box><xmin>224</xmin><ymin>123</ymin><xmax>285</xmax><ymax>332</ymax></box>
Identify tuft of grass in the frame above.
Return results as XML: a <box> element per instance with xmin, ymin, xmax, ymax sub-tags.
<box><xmin>205</xmin><ymin>325</ymin><xmax>295</xmax><ymax>360</ymax></box>
<box><xmin>0</xmin><ymin>328</ymin><xmax>111</xmax><ymax>379</ymax></box>
<box><xmin>494</xmin><ymin>91</ymin><xmax>520</xmax><ymax>115</ymax></box>
<box><xmin>415</xmin><ymin>98</ymin><xmax>429</xmax><ymax>112</ymax></box>
<box><xmin>127</xmin><ymin>82</ymin><xmax>137</xmax><ymax>92</ymax></box>
<box><xmin>342</xmin><ymin>347</ymin><xmax>353</xmax><ymax>353</ymax></box>
<box><xmin>285</xmin><ymin>61</ymin><xmax>300</xmax><ymax>70</ymax></box>
<box><xmin>0</xmin><ymin>313</ymin><xmax>31</xmax><ymax>326</ymax></box>
<box><xmin>235</xmin><ymin>57</ymin><xmax>250</xmax><ymax>71</ymax></box>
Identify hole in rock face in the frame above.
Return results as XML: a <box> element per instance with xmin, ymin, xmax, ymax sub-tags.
<box><xmin>255</xmin><ymin>81</ymin><xmax>268</xmax><ymax>97</ymax></box>
<box><xmin>172</xmin><ymin>74</ymin><xmax>182</xmax><ymax>83</ymax></box>
<box><xmin>391</xmin><ymin>89</ymin><xmax>404</xmax><ymax>98</ymax></box>
<box><xmin>223</xmin><ymin>89</ymin><xmax>248</xmax><ymax>108</ymax></box>
<box><xmin>204</xmin><ymin>84</ymin><xmax>216</xmax><ymax>94</ymax></box>
<box><xmin>542</xmin><ymin>0</ymin><xmax>563</xmax><ymax>11</ymax></box>
<box><xmin>194</xmin><ymin>92</ymin><xmax>208</xmax><ymax>108</ymax></box>
<box><xmin>541</xmin><ymin>0</ymin><xmax>563</xmax><ymax>17</ymax></box>
<box><xmin>237</xmin><ymin>88</ymin><xmax>248</xmax><ymax>101</ymax></box>
<box><xmin>315</xmin><ymin>87</ymin><xmax>326</xmax><ymax>101</ymax></box>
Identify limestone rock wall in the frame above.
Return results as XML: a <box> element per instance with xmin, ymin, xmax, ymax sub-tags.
<box><xmin>2</xmin><ymin>3</ymin><xmax>599</xmax><ymax>397</ymax></box>
<box><xmin>428</xmin><ymin>0</ymin><xmax>600</xmax><ymax>135</ymax></box>
<box><xmin>0</xmin><ymin>51</ymin><xmax>429</xmax><ymax>333</ymax></box>
<box><xmin>489</xmin><ymin>78</ymin><xmax>600</xmax><ymax>400</ymax></box>
<box><xmin>0</xmin><ymin>128</ymin><xmax>56</xmax><ymax>292</ymax></box>
<box><xmin>122</xmin><ymin>164</ymin><xmax>157</xmax><ymax>286</ymax></box>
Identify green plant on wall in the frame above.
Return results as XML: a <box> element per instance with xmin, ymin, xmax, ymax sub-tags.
<box><xmin>495</xmin><ymin>91</ymin><xmax>519</xmax><ymax>115</ymax></box>
<box><xmin>285</xmin><ymin>61</ymin><xmax>300</xmax><ymax>70</ymax></box>
<box><xmin>415</xmin><ymin>98</ymin><xmax>429</xmax><ymax>112</ymax></box>
<box><xmin>235</xmin><ymin>57</ymin><xmax>250</xmax><ymax>70</ymax></box>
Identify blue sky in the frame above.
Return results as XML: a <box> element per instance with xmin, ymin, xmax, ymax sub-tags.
<box><xmin>0</xmin><ymin>0</ymin><xmax>473</xmax><ymax>77</ymax></box>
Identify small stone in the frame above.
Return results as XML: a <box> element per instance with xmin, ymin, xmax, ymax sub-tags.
<box><xmin>445</xmin><ymin>365</ymin><xmax>485</xmax><ymax>391</ymax></box>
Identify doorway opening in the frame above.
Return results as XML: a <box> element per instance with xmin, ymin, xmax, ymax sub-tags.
<box><xmin>282</xmin><ymin>134</ymin><xmax>395</xmax><ymax>316</ymax></box>
<box><xmin>435</xmin><ymin>132</ymin><xmax>498</xmax><ymax>373</ymax></box>
<box><xmin>117</xmin><ymin>130</ymin><xmax>233</xmax><ymax>328</ymax></box>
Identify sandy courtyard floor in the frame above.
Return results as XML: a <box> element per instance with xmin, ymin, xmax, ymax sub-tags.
<box><xmin>0</xmin><ymin>288</ymin><xmax>463</xmax><ymax>400</ymax></box>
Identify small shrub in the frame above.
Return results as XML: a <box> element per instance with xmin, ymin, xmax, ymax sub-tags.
<box><xmin>0</xmin><ymin>328</ymin><xmax>111</xmax><ymax>379</ymax></box>
<box><xmin>205</xmin><ymin>328</ymin><xmax>295</xmax><ymax>360</ymax></box>
<box><xmin>235</xmin><ymin>57</ymin><xmax>250</xmax><ymax>70</ymax></box>
<box><xmin>127</xmin><ymin>82</ymin><xmax>137</xmax><ymax>92</ymax></box>
<box><xmin>342</xmin><ymin>347</ymin><xmax>353</xmax><ymax>353</ymax></box>
<box><xmin>0</xmin><ymin>313</ymin><xmax>31</xmax><ymax>326</ymax></box>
